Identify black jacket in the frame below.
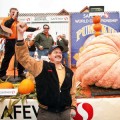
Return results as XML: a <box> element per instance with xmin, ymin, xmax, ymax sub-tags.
<box><xmin>35</xmin><ymin>61</ymin><xmax>73</xmax><ymax>112</ymax></box>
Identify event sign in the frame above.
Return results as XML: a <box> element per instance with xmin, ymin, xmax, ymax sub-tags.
<box><xmin>73</xmin><ymin>98</ymin><xmax>120</xmax><ymax>120</ymax></box>
<box><xmin>0</xmin><ymin>99</ymin><xmax>38</xmax><ymax>120</ymax></box>
<box><xmin>18</xmin><ymin>16</ymin><xmax>69</xmax><ymax>23</ymax></box>
<box><xmin>0</xmin><ymin>89</ymin><xmax>18</xmax><ymax>96</ymax></box>
<box><xmin>1</xmin><ymin>98</ymin><xmax>120</xmax><ymax>120</ymax></box>
<box><xmin>71</xmin><ymin>12</ymin><xmax>120</xmax><ymax>66</ymax></box>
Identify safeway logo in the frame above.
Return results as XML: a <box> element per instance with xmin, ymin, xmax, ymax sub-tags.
<box><xmin>73</xmin><ymin>102</ymin><xmax>93</xmax><ymax>120</ymax></box>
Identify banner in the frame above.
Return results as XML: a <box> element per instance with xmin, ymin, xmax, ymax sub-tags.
<box><xmin>71</xmin><ymin>12</ymin><xmax>120</xmax><ymax>66</ymax></box>
<box><xmin>0</xmin><ymin>99</ymin><xmax>38</xmax><ymax>120</ymax></box>
<box><xmin>74</xmin><ymin>98</ymin><xmax>120</xmax><ymax>120</ymax></box>
<box><xmin>1</xmin><ymin>98</ymin><xmax>120</xmax><ymax>120</ymax></box>
<box><xmin>18</xmin><ymin>16</ymin><xmax>69</xmax><ymax>23</ymax></box>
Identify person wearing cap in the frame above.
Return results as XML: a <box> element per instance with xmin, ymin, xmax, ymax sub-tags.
<box><xmin>15</xmin><ymin>22</ymin><xmax>77</xmax><ymax>120</ymax></box>
<box><xmin>57</xmin><ymin>34</ymin><xmax>69</xmax><ymax>67</ymax></box>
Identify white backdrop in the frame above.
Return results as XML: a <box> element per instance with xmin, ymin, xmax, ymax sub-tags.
<box><xmin>18</xmin><ymin>15</ymin><xmax>70</xmax><ymax>42</ymax></box>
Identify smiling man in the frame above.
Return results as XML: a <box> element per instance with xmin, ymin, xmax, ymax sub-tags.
<box><xmin>15</xmin><ymin>22</ymin><xmax>77</xmax><ymax>120</ymax></box>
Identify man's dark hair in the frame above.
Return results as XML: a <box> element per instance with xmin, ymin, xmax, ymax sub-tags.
<box><xmin>9</xmin><ymin>8</ymin><xmax>18</xmax><ymax>12</ymax></box>
<box><xmin>43</xmin><ymin>24</ymin><xmax>50</xmax><ymax>29</ymax></box>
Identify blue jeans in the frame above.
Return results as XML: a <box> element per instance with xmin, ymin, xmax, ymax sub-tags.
<box><xmin>62</xmin><ymin>52</ymin><xmax>68</xmax><ymax>67</ymax></box>
<box><xmin>29</xmin><ymin>51</ymin><xmax>35</xmax><ymax>57</ymax></box>
<box><xmin>37</xmin><ymin>49</ymin><xmax>49</xmax><ymax>59</ymax></box>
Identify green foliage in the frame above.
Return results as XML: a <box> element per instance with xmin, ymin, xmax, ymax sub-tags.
<box><xmin>76</xmin><ymin>85</ymin><xmax>87</xmax><ymax>98</ymax></box>
<box><xmin>0</xmin><ymin>92</ymin><xmax>37</xmax><ymax>117</ymax></box>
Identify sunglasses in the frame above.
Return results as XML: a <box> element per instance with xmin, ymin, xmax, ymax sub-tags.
<box><xmin>44</xmin><ymin>28</ymin><xmax>49</xmax><ymax>29</ymax></box>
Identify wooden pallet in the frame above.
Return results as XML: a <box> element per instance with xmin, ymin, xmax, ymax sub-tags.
<box><xmin>90</xmin><ymin>85</ymin><xmax>120</xmax><ymax>96</ymax></box>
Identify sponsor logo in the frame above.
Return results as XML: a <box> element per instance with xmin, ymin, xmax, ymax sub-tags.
<box><xmin>73</xmin><ymin>102</ymin><xmax>93</xmax><ymax>120</ymax></box>
<box><xmin>0</xmin><ymin>89</ymin><xmax>18</xmax><ymax>96</ymax></box>
<box><xmin>0</xmin><ymin>105</ymin><xmax>38</xmax><ymax>119</ymax></box>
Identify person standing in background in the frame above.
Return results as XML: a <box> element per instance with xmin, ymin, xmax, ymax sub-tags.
<box><xmin>57</xmin><ymin>34</ymin><xmax>69</xmax><ymax>67</ymax></box>
<box><xmin>34</xmin><ymin>24</ymin><xmax>54</xmax><ymax>59</ymax></box>
<box><xmin>25</xmin><ymin>34</ymin><xmax>36</xmax><ymax>57</ymax></box>
<box><xmin>0</xmin><ymin>7</ymin><xmax>39</xmax><ymax>81</ymax></box>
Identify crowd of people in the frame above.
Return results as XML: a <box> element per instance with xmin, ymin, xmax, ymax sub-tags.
<box><xmin>0</xmin><ymin>7</ymin><xmax>77</xmax><ymax>120</ymax></box>
<box><xmin>0</xmin><ymin>8</ymin><xmax>69</xmax><ymax>82</ymax></box>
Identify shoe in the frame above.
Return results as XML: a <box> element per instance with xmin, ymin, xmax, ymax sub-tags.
<box><xmin>0</xmin><ymin>75</ymin><xmax>8</xmax><ymax>81</ymax></box>
<box><xmin>7</xmin><ymin>76</ymin><xmax>23</xmax><ymax>83</ymax></box>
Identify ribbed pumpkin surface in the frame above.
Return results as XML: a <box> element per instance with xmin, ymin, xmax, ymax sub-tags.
<box><xmin>18</xmin><ymin>79</ymin><xmax>35</xmax><ymax>94</ymax></box>
<box><xmin>75</xmin><ymin>33</ymin><xmax>120</xmax><ymax>89</ymax></box>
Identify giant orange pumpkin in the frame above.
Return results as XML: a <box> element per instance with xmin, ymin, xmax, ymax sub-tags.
<box><xmin>75</xmin><ymin>33</ymin><xmax>120</xmax><ymax>89</ymax></box>
<box><xmin>93</xmin><ymin>23</ymin><xmax>102</xmax><ymax>31</ymax></box>
<box><xmin>18</xmin><ymin>79</ymin><xmax>35</xmax><ymax>94</ymax></box>
<box><xmin>0</xmin><ymin>82</ymin><xmax>14</xmax><ymax>89</ymax></box>
<box><xmin>92</xmin><ymin>16</ymin><xmax>101</xmax><ymax>24</ymax></box>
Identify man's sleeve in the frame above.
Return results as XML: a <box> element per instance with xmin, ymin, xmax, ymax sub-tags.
<box><xmin>34</xmin><ymin>34</ymin><xmax>41</xmax><ymax>48</ymax></box>
<box><xmin>15</xmin><ymin>41</ymin><xmax>43</xmax><ymax>77</ymax></box>
<box><xmin>70</xmin><ymin>75</ymin><xmax>77</xmax><ymax>109</ymax></box>
<box><xmin>1</xmin><ymin>17</ymin><xmax>14</xmax><ymax>28</ymax></box>
<box><xmin>62</xmin><ymin>38</ymin><xmax>68</xmax><ymax>46</ymax></box>
<box><xmin>26</xmin><ymin>27</ymin><xmax>37</xmax><ymax>32</ymax></box>
<box><xmin>51</xmin><ymin>36</ymin><xmax>54</xmax><ymax>45</ymax></box>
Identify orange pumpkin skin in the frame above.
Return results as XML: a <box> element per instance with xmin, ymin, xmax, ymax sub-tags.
<box><xmin>0</xmin><ymin>82</ymin><xmax>14</xmax><ymax>89</ymax></box>
<box><xmin>92</xmin><ymin>16</ymin><xmax>101</xmax><ymax>24</ymax></box>
<box><xmin>18</xmin><ymin>79</ymin><xmax>35</xmax><ymax>94</ymax></box>
<box><xmin>75</xmin><ymin>33</ymin><xmax>120</xmax><ymax>89</ymax></box>
<box><xmin>93</xmin><ymin>23</ymin><xmax>102</xmax><ymax>31</ymax></box>
<box><xmin>94</xmin><ymin>31</ymin><xmax>101</xmax><ymax>37</ymax></box>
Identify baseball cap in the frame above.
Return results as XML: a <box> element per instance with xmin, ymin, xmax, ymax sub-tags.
<box><xmin>48</xmin><ymin>45</ymin><xmax>63</xmax><ymax>54</ymax></box>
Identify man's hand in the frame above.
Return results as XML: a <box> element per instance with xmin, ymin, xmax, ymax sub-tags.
<box><xmin>17</xmin><ymin>22</ymin><xmax>27</xmax><ymax>33</ymax></box>
<box><xmin>17</xmin><ymin>22</ymin><xmax>27</xmax><ymax>40</ymax></box>
<box><xmin>36</xmin><ymin>27</ymin><xmax>40</xmax><ymax>31</ymax></box>
<box><xmin>70</xmin><ymin>109</ymin><xmax>76</xmax><ymax>118</ymax></box>
<box><xmin>39</xmin><ymin>45</ymin><xmax>43</xmax><ymax>50</ymax></box>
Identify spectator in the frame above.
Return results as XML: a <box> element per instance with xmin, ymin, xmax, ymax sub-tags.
<box><xmin>57</xmin><ymin>34</ymin><xmax>69</xmax><ymax>67</ymax></box>
<box><xmin>25</xmin><ymin>34</ymin><xmax>36</xmax><ymax>57</ymax></box>
<box><xmin>34</xmin><ymin>24</ymin><xmax>54</xmax><ymax>59</ymax></box>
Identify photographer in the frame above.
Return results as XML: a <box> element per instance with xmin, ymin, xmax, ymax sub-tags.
<box><xmin>57</xmin><ymin>34</ymin><xmax>69</xmax><ymax>67</ymax></box>
<box><xmin>0</xmin><ymin>8</ymin><xmax>39</xmax><ymax>81</ymax></box>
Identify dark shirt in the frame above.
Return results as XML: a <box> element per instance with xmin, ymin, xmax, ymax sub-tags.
<box><xmin>34</xmin><ymin>32</ymin><xmax>54</xmax><ymax>49</ymax></box>
<box><xmin>57</xmin><ymin>38</ymin><xmax>68</xmax><ymax>52</ymax></box>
